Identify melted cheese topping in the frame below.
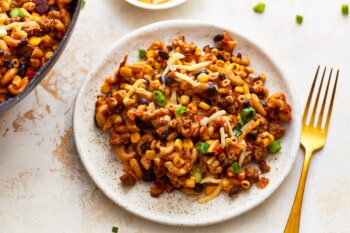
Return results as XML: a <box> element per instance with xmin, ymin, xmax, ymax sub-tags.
<box><xmin>219</xmin><ymin>127</ymin><xmax>226</xmax><ymax>148</ymax></box>
<box><xmin>123</xmin><ymin>79</ymin><xmax>149</xmax><ymax>104</ymax></box>
<box><xmin>169</xmin><ymin>89</ymin><xmax>177</xmax><ymax>105</ymax></box>
<box><xmin>161</xmin><ymin>52</ymin><xmax>185</xmax><ymax>84</ymax></box>
<box><xmin>200</xmin><ymin>177</ymin><xmax>222</xmax><ymax>184</ymax></box>
<box><xmin>174</xmin><ymin>72</ymin><xmax>201</xmax><ymax>87</ymax></box>
<box><xmin>170</xmin><ymin>61</ymin><xmax>211</xmax><ymax>71</ymax></box>
<box><xmin>224</xmin><ymin>116</ymin><xmax>235</xmax><ymax>138</ymax></box>
<box><xmin>200</xmin><ymin>110</ymin><xmax>227</xmax><ymax>127</ymax></box>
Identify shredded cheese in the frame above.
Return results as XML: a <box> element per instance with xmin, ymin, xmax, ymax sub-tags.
<box><xmin>169</xmin><ymin>89</ymin><xmax>177</xmax><ymax>105</ymax></box>
<box><xmin>200</xmin><ymin>110</ymin><xmax>227</xmax><ymax>126</ymax></box>
<box><xmin>170</xmin><ymin>61</ymin><xmax>211</xmax><ymax>72</ymax></box>
<box><xmin>198</xmin><ymin>182</ymin><xmax>223</xmax><ymax>204</ymax></box>
<box><xmin>135</xmin><ymin>87</ymin><xmax>152</xmax><ymax>99</ymax></box>
<box><xmin>219</xmin><ymin>127</ymin><xmax>226</xmax><ymax>148</ymax></box>
<box><xmin>1</xmin><ymin>20</ymin><xmax>39</xmax><ymax>31</ymax></box>
<box><xmin>174</xmin><ymin>71</ymin><xmax>201</xmax><ymax>87</ymax></box>
<box><xmin>224</xmin><ymin>116</ymin><xmax>235</xmax><ymax>138</ymax></box>
<box><xmin>238</xmin><ymin>147</ymin><xmax>251</xmax><ymax>167</ymax></box>
<box><xmin>200</xmin><ymin>177</ymin><xmax>222</xmax><ymax>184</ymax></box>
<box><xmin>161</xmin><ymin>52</ymin><xmax>185</xmax><ymax>84</ymax></box>
<box><xmin>207</xmin><ymin>139</ymin><xmax>220</xmax><ymax>153</ymax></box>
<box><xmin>238</xmin><ymin>119</ymin><xmax>260</xmax><ymax>142</ymax></box>
<box><xmin>123</xmin><ymin>79</ymin><xmax>147</xmax><ymax>105</ymax></box>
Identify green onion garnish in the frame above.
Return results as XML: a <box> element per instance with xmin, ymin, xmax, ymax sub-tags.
<box><xmin>156</xmin><ymin>96</ymin><xmax>167</xmax><ymax>107</ymax></box>
<box><xmin>112</xmin><ymin>226</ymin><xmax>119</xmax><ymax>233</ymax></box>
<box><xmin>192</xmin><ymin>171</ymin><xmax>202</xmax><ymax>183</ymax></box>
<box><xmin>231</xmin><ymin>162</ymin><xmax>241</xmax><ymax>174</ymax></box>
<box><xmin>197</xmin><ymin>142</ymin><xmax>209</xmax><ymax>154</ymax></box>
<box><xmin>9</xmin><ymin>8</ymin><xmax>24</xmax><ymax>18</ymax></box>
<box><xmin>152</xmin><ymin>90</ymin><xmax>163</xmax><ymax>99</ymax></box>
<box><xmin>267</xmin><ymin>141</ymin><xmax>281</xmax><ymax>154</ymax></box>
<box><xmin>253</xmin><ymin>3</ymin><xmax>266</xmax><ymax>14</ymax></box>
<box><xmin>342</xmin><ymin>4</ymin><xmax>349</xmax><ymax>15</ymax></box>
<box><xmin>241</xmin><ymin>107</ymin><xmax>256</xmax><ymax>122</ymax></box>
<box><xmin>139</xmin><ymin>49</ymin><xmax>146</xmax><ymax>59</ymax></box>
<box><xmin>234</xmin><ymin>129</ymin><xmax>242</xmax><ymax>137</ymax></box>
<box><xmin>236</xmin><ymin>119</ymin><xmax>245</xmax><ymax>129</ymax></box>
<box><xmin>152</xmin><ymin>90</ymin><xmax>167</xmax><ymax>107</ymax></box>
<box><xmin>176</xmin><ymin>106</ymin><xmax>188</xmax><ymax>115</ymax></box>
<box><xmin>296</xmin><ymin>15</ymin><xmax>303</xmax><ymax>25</ymax></box>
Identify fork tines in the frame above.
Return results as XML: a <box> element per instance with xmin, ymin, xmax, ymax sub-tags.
<box><xmin>303</xmin><ymin>65</ymin><xmax>339</xmax><ymax>130</ymax></box>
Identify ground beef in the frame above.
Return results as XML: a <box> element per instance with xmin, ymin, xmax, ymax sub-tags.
<box><xmin>39</xmin><ymin>18</ymin><xmax>52</xmax><ymax>32</ymax></box>
<box><xmin>269</xmin><ymin>122</ymin><xmax>286</xmax><ymax>139</ymax></box>
<box><xmin>109</xmin><ymin>129</ymin><xmax>124</xmax><ymax>146</ymax></box>
<box><xmin>252</xmin><ymin>144</ymin><xmax>269</xmax><ymax>161</ymax></box>
<box><xmin>255</xmin><ymin>113</ymin><xmax>269</xmax><ymax>133</ymax></box>
<box><xmin>150</xmin><ymin>186</ymin><xmax>163</xmax><ymax>197</ymax></box>
<box><xmin>245</xmin><ymin>166</ymin><xmax>259</xmax><ymax>183</ymax></box>
<box><xmin>258</xmin><ymin>160</ymin><xmax>271</xmax><ymax>173</ymax></box>
<box><xmin>119</xmin><ymin>173</ymin><xmax>136</xmax><ymax>186</ymax></box>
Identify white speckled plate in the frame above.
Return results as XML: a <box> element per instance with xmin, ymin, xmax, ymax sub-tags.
<box><xmin>124</xmin><ymin>0</ymin><xmax>186</xmax><ymax>10</ymax></box>
<box><xmin>73</xmin><ymin>20</ymin><xmax>301</xmax><ymax>226</ymax></box>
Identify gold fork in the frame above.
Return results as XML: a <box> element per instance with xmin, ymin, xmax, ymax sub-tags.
<box><xmin>284</xmin><ymin>66</ymin><xmax>339</xmax><ymax>233</ymax></box>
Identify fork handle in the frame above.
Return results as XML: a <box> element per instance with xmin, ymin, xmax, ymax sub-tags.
<box><xmin>284</xmin><ymin>150</ymin><xmax>313</xmax><ymax>233</ymax></box>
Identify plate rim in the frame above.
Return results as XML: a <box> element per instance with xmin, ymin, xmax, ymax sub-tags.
<box><xmin>73</xmin><ymin>19</ymin><xmax>302</xmax><ymax>226</ymax></box>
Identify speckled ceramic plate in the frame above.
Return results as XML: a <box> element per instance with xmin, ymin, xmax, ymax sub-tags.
<box><xmin>124</xmin><ymin>0</ymin><xmax>187</xmax><ymax>10</ymax></box>
<box><xmin>73</xmin><ymin>20</ymin><xmax>301</xmax><ymax>226</ymax></box>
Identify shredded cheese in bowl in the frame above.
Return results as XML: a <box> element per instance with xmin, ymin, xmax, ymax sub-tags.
<box><xmin>139</xmin><ymin>0</ymin><xmax>171</xmax><ymax>4</ymax></box>
<box><xmin>124</xmin><ymin>0</ymin><xmax>187</xmax><ymax>9</ymax></box>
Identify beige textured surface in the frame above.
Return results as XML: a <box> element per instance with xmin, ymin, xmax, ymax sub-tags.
<box><xmin>1</xmin><ymin>0</ymin><xmax>350</xmax><ymax>232</ymax></box>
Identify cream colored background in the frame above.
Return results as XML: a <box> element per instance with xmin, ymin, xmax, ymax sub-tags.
<box><xmin>1</xmin><ymin>0</ymin><xmax>349</xmax><ymax>232</ymax></box>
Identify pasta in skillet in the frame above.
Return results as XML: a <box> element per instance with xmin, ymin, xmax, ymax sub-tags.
<box><xmin>94</xmin><ymin>31</ymin><xmax>292</xmax><ymax>203</ymax></box>
<box><xmin>0</xmin><ymin>0</ymin><xmax>74</xmax><ymax>103</ymax></box>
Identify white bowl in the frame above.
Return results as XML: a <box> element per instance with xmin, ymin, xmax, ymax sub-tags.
<box><xmin>124</xmin><ymin>0</ymin><xmax>187</xmax><ymax>10</ymax></box>
<box><xmin>73</xmin><ymin>19</ymin><xmax>302</xmax><ymax>226</ymax></box>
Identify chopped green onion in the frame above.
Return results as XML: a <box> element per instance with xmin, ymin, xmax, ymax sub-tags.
<box><xmin>342</xmin><ymin>4</ymin><xmax>349</xmax><ymax>15</ymax></box>
<box><xmin>267</xmin><ymin>141</ymin><xmax>281</xmax><ymax>154</ymax></box>
<box><xmin>9</xmin><ymin>8</ymin><xmax>24</xmax><ymax>18</ymax></box>
<box><xmin>112</xmin><ymin>226</ymin><xmax>119</xmax><ymax>233</ymax></box>
<box><xmin>176</xmin><ymin>106</ymin><xmax>188</xmax><ymax>115</ymax></box>
<box><xmin>236</xmin><ymin>119</ymin><xmax>245</xmax><ymax>129</ymax></box>
<box><xmin>156</xmin><ymin>96</ymin><xmax>167</xmax><ymax>107</ymax></box>
<box><xmin>139</xmin><ymin>49</ymin><xmax>146</xmax><ymax>59</ymax></box>
<box><xmin>192</xmin><ymin>171</ymin><xmax>202</xmax><ymax>183</ymax></box>
<box><xmin>296</xmin><ymin>15</ymin><xmax>303</xmax><ymax>25</ymax></box>
<box><xmin>152</xmin><ymin>90</ymin><xmax>167</xmax><ymax>107</ymax></box>
<box><xmin>241</xmin><ymin>107</ymin><xmax>256</xmax><ymax>122</ymax></box>
<box><xmin>152</xmin><ymin>90</ymin><xmax>163</xmax><ymax>100</ymax></box>
<box><xmin>231</xmin><ymin>162</ymin><xmax>241</xmax><ymax>174</ymax></box>
<box><xmin>234</xmin><ymin>129</ymin><xmax>242</xmax><ymax>137</ymax></box>
<box><xmin>197</xmin><ymin>142</ymin><xmax>209</xmax><ymax>154</ymax></box>
<box><xmin>253</xmin><ymin>3</ymin><xmax>266</xmax><ymax>14</ymax></box>
<box><xmin>82</xmin><ymin>0</ymin><xmax>86</xmax><ymax>8</ymax></box>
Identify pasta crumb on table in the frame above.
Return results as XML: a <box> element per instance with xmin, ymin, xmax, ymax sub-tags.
<box><xmin>94</xmin><ymin>31</ymin><xmax>292</xmax><ymax>203</ymax></box>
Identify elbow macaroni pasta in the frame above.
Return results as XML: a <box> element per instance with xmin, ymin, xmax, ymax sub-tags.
<box><xmin>94</xmin><ymin>32</ymin><xmax>293</xmax><ymax>203</ymax></box>
<box><xmin>0</xmin><ymin>0</ymin><xmax>74</xmax><ymax>103</ymax></box>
